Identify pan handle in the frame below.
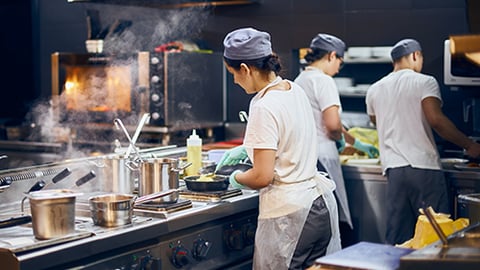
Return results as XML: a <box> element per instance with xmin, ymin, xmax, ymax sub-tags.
<box><xmin>0</xmin><ymin>215</ymin><xmax>32</xmax><ymax>229</ymax></box>
<box><xmin>134</xmin><ymin>189</ymin><xmax>179</xmax><ymax>205</ymax></box>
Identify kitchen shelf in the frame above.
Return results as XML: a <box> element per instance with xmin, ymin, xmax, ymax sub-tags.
<box><xmin>343</xmin><ymin>57</ymin><xmax>391</xmax><ymax>64</ymax></box>
<box><xmin>339</xmin><ymin>92</ymin><xmax>367</xmax><ymax>97</ymax></box>
<box><xmin>299</xmin><ymin>57</ymin><xmax>391</xmax><ymax>65</ymax></box>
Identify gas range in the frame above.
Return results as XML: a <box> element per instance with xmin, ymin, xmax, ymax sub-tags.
<box><xmin>0</xmin><ymin>188</ymin><xmax>259</xmax><ymax>270</ymax></box>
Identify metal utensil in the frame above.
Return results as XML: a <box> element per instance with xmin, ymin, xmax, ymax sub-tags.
<box><xmin>113</xmin><ymin>118</ymin><xmax>144</xmax><ymax>163</ymax></box>
<box><xmin>126</xmin><ymin>113</ymin><xmax>150</xmax><ymax>158</ymax></box>
<box><xmin>422</xmin><ymin>206</ymin><xmax>449</xmax><ymax>247</ymax></box>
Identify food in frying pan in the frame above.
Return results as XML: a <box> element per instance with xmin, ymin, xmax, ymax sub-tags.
<box><xmin>197</xmin><ymin>173</ymin><xmax>215</xmax><ymax>181</ymax></box>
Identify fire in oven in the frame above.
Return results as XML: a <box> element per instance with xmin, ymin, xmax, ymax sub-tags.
<box><xmin>51</xmin><ymin>51</ymin><xmax>224</xmax><ymax>127</ymax></box>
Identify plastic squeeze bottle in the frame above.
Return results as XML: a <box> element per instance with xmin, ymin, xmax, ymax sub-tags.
<box><xmin>185</xmin><ymin>129</ymin><xmax>202</xmax><ymax>176</ymax></box>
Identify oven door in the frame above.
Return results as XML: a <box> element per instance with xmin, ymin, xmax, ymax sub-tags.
<box><xmin>51</xmin><ymin>52</ymin><xmax>149</xmax><ymax>125</ymax></box>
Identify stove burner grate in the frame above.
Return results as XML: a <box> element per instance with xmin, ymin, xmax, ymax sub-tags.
<box><xmin>134</xmin><ymin>199</ymin><xmax>192</xmax><ymax>213</ymax></box>
<box><xmin>179</xmin><ymin>188</ymin><xmax>243</xmax><ymax>202</ymax></box>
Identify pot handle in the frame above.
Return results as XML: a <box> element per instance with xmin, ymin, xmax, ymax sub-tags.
<box><xmin>134</xmin><ymin>189</ymin><xmax>179</xmax><ymax>205</ymax></box>
<box><xmin>172</xmin><ymin>162</ymin><xmax>192</xmax><ymax>173</ymax></box>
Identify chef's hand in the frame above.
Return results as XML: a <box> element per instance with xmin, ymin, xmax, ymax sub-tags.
<box><xmin>216</xmin><ymin>145</ymin><xmax>247</xmax><ymax>170</ymax></box>
<box><xmin>336</xmin><ymin>134</ymin><xmax>346</xmax><ymax>153</ymax></box>
<box><xmin>229</xmin><ymin>170</ymin><xmax>245</xmax><ymax>189</ymax></box>
<box><xmin>353</xmin><ymin>139</ymin><xmax>379</xmax><ymax>158</ymax></box>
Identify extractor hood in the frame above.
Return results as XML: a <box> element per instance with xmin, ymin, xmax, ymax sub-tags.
<box><xmin>67</xmin><ymin>0</ymin><xmax>260</xmax><ymax>8</ymax></box>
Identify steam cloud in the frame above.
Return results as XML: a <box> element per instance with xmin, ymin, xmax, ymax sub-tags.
<box><xmin>25</xmin><ymin>5</ymin><xmax>212</xmax><ymax>158</ymax></box>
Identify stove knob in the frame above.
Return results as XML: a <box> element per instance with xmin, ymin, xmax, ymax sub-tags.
<box><xmin>151</xmin><ymin>57</ymin><xmax>160</xmax><ymax>65</ymax></box>
<box><xmin>151</xmin><ymin>93</ymin><xmax>161</xmax><ymax>102</ymax></box>
<box><xmin>225</xmin><ymin>228</ymin><xmax>245</xmax><ymax>250</ymax></box>
<box><xmin>242</xmin><ymin>223</ymin><xmax>256</xmax><ymax>245</ymax></box>
<box><xmin>192</xmin><ymin>238</ymin><xmax>211</xmax><ymax>260</ymax></box>
<box><xmin>171</xmin><ymin>245</ymin><xmax>190</xmax><ymax>268</ymax></box>
<box><xmin>151</xmin><ymin>75</ymin><xmax>161</xmax><ymax>84</ymax></box>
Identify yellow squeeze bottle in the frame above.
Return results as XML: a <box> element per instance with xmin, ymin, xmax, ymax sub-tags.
<box><xmin>185</xmin><ymin>129</ymin><xmax>202</xmax><ymax>176</ymax></box>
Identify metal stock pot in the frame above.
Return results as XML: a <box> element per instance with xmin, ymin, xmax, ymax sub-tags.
<box><xmin>138</xmin><ymin>158</ymin><xmax>190</xmax><ymax>203</ymax></box>
<box><xmin>27</xmin><ymin>189</ymin><xmax>82</xmax><ymax>240</ymax></box>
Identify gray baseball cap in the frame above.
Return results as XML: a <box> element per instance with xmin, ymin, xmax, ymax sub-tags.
<box><xmin>310</xmin><ymin>33</ymin><xmax>346</xmax><ymax>58</ymax></box>
<box><xmin>390</xmin><ymin>39</ymin><xmax>422</xmax><ymax>60</ymax></box>
<box><xmin>223</xmin><ymin>27</ymin><xmax>272</xmax><ymax>60</ymax></box>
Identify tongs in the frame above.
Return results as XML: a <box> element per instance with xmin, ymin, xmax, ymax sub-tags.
<box><xmin>114</xmin><ymin>117</ymin><xmax>146</xmax><ymax>170</ymax></box>
<box><xmin>421</xmin><ymin>206</ymin><xmax>449</xmax><ymax>247</ymax></box>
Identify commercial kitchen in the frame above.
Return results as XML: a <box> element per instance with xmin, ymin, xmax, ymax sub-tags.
<box><xmin>0</xmin><ymin>0</ymin><xmax>479</xmax><ymax>269</ymax></box>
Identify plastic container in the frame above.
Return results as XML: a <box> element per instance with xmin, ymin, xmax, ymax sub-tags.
<box><xmin>185</xmin><ymin>130</ymin><xmax>202</xmax><ymax>176</ymax></box>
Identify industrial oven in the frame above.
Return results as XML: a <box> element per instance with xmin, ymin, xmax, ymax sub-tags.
<box><xmin>51</xmin><ymin>51</ymin><xmax>224</xmax><ymax>127</ymax></box>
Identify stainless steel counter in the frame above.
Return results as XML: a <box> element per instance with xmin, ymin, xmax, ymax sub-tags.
<box><xmin>341</xmin><ymin>163</ymin><xmax>480</xmax><ymax>244</ymax></box>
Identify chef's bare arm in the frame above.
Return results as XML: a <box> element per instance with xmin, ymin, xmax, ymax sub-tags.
<box><xmin>422</xmin><ymin>96</ymin><xmax>480</xmax><ymax>158</ymax></box>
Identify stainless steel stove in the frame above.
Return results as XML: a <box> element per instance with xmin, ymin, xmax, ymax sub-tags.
<box><xmin>0</xmin><ymin>147</ymin><xmax>259</xmax><ymax>270</ymax></box>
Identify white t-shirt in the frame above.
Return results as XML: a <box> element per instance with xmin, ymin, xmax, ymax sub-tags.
<box><xmin>366</xmin><ymin>69</ymin><xmax>442</xmax><ymax>173</ymax></box>
<box><xmin>243</xmin><ymin>80</ymin><xmax>318</xmax><ymax>183</ymax></box>
<box><xmin>294</xmin><ymin>67</ymin><xmax>342</xmax><ymax>143</ymax></box>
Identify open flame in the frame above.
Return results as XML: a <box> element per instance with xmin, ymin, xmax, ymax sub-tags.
<box><xmin>63</xmin><ymin>65</ymin><xmax>132</xmax><ymax>112</ymax></box>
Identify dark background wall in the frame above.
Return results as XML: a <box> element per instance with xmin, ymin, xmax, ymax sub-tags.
<box><xmin>1</xmin><ymin>0</ymin><xmax>479</xmax><ymax>146</ymax></box>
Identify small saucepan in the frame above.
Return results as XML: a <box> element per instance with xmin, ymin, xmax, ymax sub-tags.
<box><xmin>89</xmin><ymin>189</ymin><xmax>178</xmax><ymax>227</ymax></box>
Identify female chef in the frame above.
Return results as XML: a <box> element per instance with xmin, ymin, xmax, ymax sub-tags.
<box><xmin>294</xmin><ymin>33</ymin><xmax>379</xmax><ymax>229</ymax></box>
<box><xmin>216</xmin><ymin>27</ymin><xmax>341</xmax><ymax>270</ymax></box>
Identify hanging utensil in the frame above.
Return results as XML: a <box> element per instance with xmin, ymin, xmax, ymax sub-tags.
<box><xmin>113</xmin><ymin>118</ymin><xmax>144</xmax><ymax>164</ymax></box>
<box><xmin>126</xmin><ymin>113</ymin><xmax>150</xmax><ymax>158</ymax></box>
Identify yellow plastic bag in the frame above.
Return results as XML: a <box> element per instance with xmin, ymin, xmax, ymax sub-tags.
<box><xmin>397</xmin><ymin>209</ymin><xmax>470</xmax><ymax>249</ymax></box>
<box><xmin>347</xmin><ymin>127</ymin><xmax>379</xmax><ymax>148</ymax></box>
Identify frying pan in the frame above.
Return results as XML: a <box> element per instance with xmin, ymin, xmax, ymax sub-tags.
<box><xmin>183</xmin><ymin>162</ymin><xmax>253</xmax><ymax>192</ymax></box>
<box><xmin>183</xmin><ymin>175</ymin><xmax>230</xmax><ymax>192</ymax></box>
<box><xmin>215</xmin><ymin>163</ymin><xmax>252</xmax><ymax>176</ymax></box>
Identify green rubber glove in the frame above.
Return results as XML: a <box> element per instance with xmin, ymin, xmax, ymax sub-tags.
<box><xmin>336</xmin><ymin>134</ymin><xmax>346</xmax><ymax>153</ymax></box>
<box><xmin>353</xmin><ymin>139</ymin><xmax>379</xmax><ymax>158</ymax></box>
<box><xmin>216</xmin><ymin>145</ymin><xmax>248</xmax><ymax>170</ymax></box>
<box><xmin>229</xmin><ymin>170</ymin><xmax>245</xmax><ymax>189</ymax></box>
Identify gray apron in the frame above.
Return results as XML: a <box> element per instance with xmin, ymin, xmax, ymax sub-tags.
<box><xmin>317</xmin><ymin>140</ymin><xmax>353</xmax><ymax>228</ymax></box>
